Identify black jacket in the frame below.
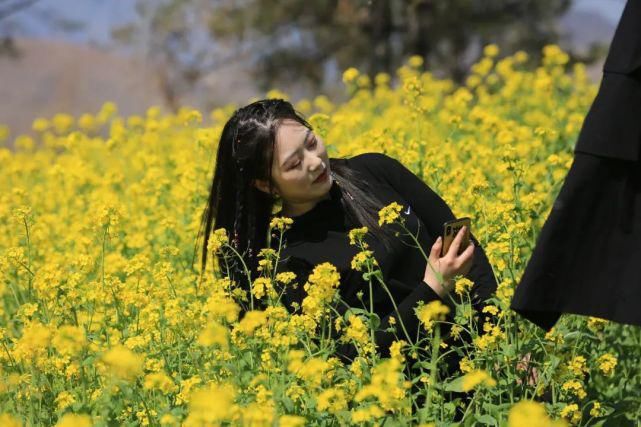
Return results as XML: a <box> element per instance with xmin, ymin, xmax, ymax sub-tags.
<box><xmin>270</xmin><ymin>152</ymin><xmax>497</xmax><ymax>360</ymax></box>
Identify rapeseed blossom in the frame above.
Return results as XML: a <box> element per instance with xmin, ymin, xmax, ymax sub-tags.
<box><xmin>416</xmin><ymin>300</ymin><xmax>450</xmax><ymax>332</ymax></box>
<box><xmin>378</xmin><ymin>202</ymin><xmax>403</xmax><ymax>226</ymax></box>
<box><xmin>301</xmin><ymin>262</ymin><xmax>341</xmax><ymax>321</ymax></box>
<box><xmin>597</xmin><ymin>353</ymin><xmax>617</xmax><ymax>376</ymax></box>
<box><xmin>0</xmin><ymin>44</ymin><xmax>637</xmax><ymax>424</ymax></box>
<box><xmin>99</xmin><ymin>345</ymin><xmax>144</xmax><ymax>382</ymax></box>
<box><xmin>461</xmin><ymin>369</ymin><xmax>497</xmax><ymax>391</ymax></box>
<box><xmin>507</xmin><ymin>400</ymin><xmax>567</xmax><ymax>427</ymax></box>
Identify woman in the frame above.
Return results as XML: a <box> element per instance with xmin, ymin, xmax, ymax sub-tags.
<box><xmin>198</xmin><ymin>98</ymin><xmax>498</xmax><ymax>363</ymax></box>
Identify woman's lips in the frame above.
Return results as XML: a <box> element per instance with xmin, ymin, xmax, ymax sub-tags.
<box><xmin>313</xmin><ymin>169</ymin><xmax>328</xmax><ymax>183</ymax></box>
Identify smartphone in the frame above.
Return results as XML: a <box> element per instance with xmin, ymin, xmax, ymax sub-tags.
<box><xmin>441</xmin><ymin>217</ymin><xmax>471</xmax><ymax>257</ymax></box>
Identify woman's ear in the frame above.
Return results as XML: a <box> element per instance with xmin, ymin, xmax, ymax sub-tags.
<box><xmin>253</xmin><ymin>179</ymin><xmax>279</xmax><ymax>196</ymax></box>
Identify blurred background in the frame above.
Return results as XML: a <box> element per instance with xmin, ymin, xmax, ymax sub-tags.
<box><xmin>0</xmin><ymin>0</ymin><xmax>627</xmax><ymax>136</ymax></box>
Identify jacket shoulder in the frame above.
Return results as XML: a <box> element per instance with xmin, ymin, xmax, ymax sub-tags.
<box><xmin>345</xmin><ymin>152</ymin><xmax>400</xmax><ymax>175</ymax></box>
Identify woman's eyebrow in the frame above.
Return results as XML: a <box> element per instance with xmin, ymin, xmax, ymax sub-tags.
<box><xmin>281</xmin><ymin>128</ymin><xmax>312</xmax><ymax>167</ymax></box>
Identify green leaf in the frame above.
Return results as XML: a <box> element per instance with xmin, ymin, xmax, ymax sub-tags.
<box><xmin>475</xmin><ymin>414</ymin><xmax>498</xmax><ymax>425</ymax></box>
<box><xmin>443</xmin><ymin>375</ymin><xmax>465</xmax><ymax>392</ymax></box>
<box><xmin>368</xmin><ymin>312</ymin><xmax>381</xmax><ymax>330</ymax></box>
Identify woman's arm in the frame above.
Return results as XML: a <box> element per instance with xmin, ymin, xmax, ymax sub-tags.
<box><xmin>348</xmin><ymin>152</ymin><xmax>498</xmax><ymax>305</ymax></box>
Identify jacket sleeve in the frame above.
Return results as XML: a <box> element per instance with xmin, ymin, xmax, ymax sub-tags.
<box><xmin>349</xmin><ymin>152</ymin><xmax>498</xmax><ymax>309</ymax></box>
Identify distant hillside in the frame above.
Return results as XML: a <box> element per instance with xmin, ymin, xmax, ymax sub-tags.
<box><xmin>0</xmin><ymin>38</ymin><xmax>167</xmax><ymax>136</ymax></box>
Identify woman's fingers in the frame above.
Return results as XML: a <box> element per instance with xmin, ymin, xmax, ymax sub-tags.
<box><xmin>447</xmin><ymin>225</ymin><xmax>467</xmax><ymax>258</ymax></box>
<box><xmin>430</xmin><ymin>236</ymin><xmax>442</xmax><ymax>260</ymax></box>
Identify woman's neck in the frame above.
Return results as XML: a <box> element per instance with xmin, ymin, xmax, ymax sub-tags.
<box><xmin>281</xmin><ymin>191</ymin><xmax>332</xmax><ymax>218</ymax></box>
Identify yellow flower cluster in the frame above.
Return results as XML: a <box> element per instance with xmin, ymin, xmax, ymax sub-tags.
<box><xmin>461</xmin><ymin>369</ymin><xmax>497</xmax><ymax>391</ymax></box>
<box><xmin>353</xmin><ymin>358</ymin><xmax>411</xmax><ymax>415</ymax></box>
<box><xmin>269</xmin><ymin>216</ymin><xmax>294</xmax><ymax>232</ymax></box>
<box><xmin>340</xmin><ymin>313</ymin><xmax>376</xmax><ymax>356</ymax></box>
<box><xmin>416</xmin><ymin>300</ymin><xmax>450</xmax><ymax>332</ymax></box>
<box><xmin>301</xmin><ymin>262</ymin><xmax>341</xmax><ymax>321</ymax></box>
<box><xmin>99</xmin><ymin>345</ymin><xmax>144</xmax><ymax>382</ymax></box>
<box><xmin>597</xmin><ymin>353</ymin><xmax>617</xmax><ymax>376</ymax></box>
<box><xmin>507</xmin><ymin>400</ymin><xmax>567</xmax><ymax>427</ymax></box>
<box><xmin>0</xmin><ymin>43</ymin><xmax>637</xmax><ymax>424</ymax></box>
<box><xmin>378</xmin><ymin>202</ymin><xmax>404</xmax><ymax>226</ymax></box>
<box><xmin>350</xmin><ymin>249</ymin><xmax>379</xmax><ymax>272</ymax></box>
<box><xmin>348</xmin><ymin>226</ymin><xmax>368</xmax><ymax>245</ymax></box>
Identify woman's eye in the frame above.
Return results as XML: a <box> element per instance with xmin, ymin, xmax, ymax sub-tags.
<box><xmin>288</xmin><ymin>138</ymin><xmax>317</xmax><ymax>170</ymax></box>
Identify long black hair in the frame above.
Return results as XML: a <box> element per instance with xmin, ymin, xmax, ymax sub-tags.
<box><xmin>196</xmin><ymin>98</ymin><xmax>399</xmax><ymax>295</ymax></box>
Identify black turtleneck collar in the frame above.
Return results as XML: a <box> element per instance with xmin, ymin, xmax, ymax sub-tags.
<box><xmin>271</xmin><ymin>178</ymin><xmax>345</xmax><ymax>235</ymax></box>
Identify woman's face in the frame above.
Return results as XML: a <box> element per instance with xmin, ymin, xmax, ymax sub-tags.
<box><xmin>254</xmin><ymin>118</ymin><xmax>332</xmax><ymax>212</ymax></box>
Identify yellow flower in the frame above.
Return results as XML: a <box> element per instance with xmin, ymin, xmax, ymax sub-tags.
<box><xmin>251</xmin><ymin>277</ymin><xmax>275</xmax><ymax>299</ymax></box>
<box><xmin>100</xmin><ymin>345</ymin><xmax>144</xmax><ymax>381</ymax></box>
<box><xmin>52</xmin><ymin>325</ymin><xmax>87</xmax><ymax>357</ymax></box>
<box><xmin>459</xmin><ymin>357</ymin><xmax>474</xmax><ymax>373</ymax></box>
<box><xmin>341</xmin><ymin>313</ymin><xmax>375</xmax><ymax>355</ymax></box>
<box><xmin>567</xmin><ymin>356</ymin><xmax>587</xmax><ymax>377</ymax></box>
<box><xmin>276</xmin><ymin>271</ymin><xmax>297</xmax><ymax>285</ymax></box>
<box><xmin>235</xmin><ymin>310</ymin><xmax>268</xmax><ymax>336</ymax></box>
<box><xmin>183</xmin><ymin>382</ymin><xmax>237</xmax><ymax>425</ymax></box>
<box><xmin>483</xmin><ymin>44</ymin><xmax>500</xmax><ymax>58</ymax></box>
<box><xmin>461</xmin><ymin>369</ymin><xmax>496</xmax><ymax>391</ymax></box>
<box><xmin>207</xmin><ymin>228</ymin><xmax>229</xmax><ymax>253</ymax></box>
<box><xmin>348</xmin><ymin>226</ymin><xmax>369</xmax><ymax>245</ymax></box>
<box><xmin>198</xmin><ymin>320</ymin><xmax>229</xmax><ymax>349</ymax></box>
<box><xmin>378</xmin><ymin>202</ymin><xmax>403</xmax><ymax>226</ymax></box>
<box><xmin>316</xmin><ymin>388</ymin><xmax>348</xmax><ymax>414</ymax></box>
<box><xmin>597</xmin><ymin>353</ymin><xmax>617</xmax><ymax>376</ymax></box>
<box><xmin>204</xmin><ymin>296</ymin><xmax>240</xmax><ymax>323</ymax></box>
<box><xmin>354</xmin><ymin>358</ymin><xmax>409</xmax><ymax>413</ymax></box>
<box><xmin>32</xmin><ymin>117</ymin><xmax>49</xmax><ymax>132</ymax></box>
<box><xmin>560</xmin><ymin>403</ymin><xmax>581</xmax><ymax>424</ymax></box>
<box><xmin>350</xmin><ymin>249</ymin><xmax>378</xmax><ymax>272</ymax></box>
<box><xmin>389</xmin><ymin>340</ymin><xmax>407</xmax><ymax>363</ymax></box>
<box><xmin>301</xmin><ymin>262</ymin><xmax>341</xmax><ymax>321</ymax></box>
<box><xmin>589</xmin><ymin>401</ymin><xmax>603</xmax><ymax>418</ymax></box>
<box><xmin>482</xmin><ymin>305</ymin><xmax>499</xmax><ymax>316</ymax></box>
<box><xmin>342</xmin><ymin>67</ymin><xmax>360</xmax><ymax>84</ymax></box>
<box><xmin>269</xmin><ymin>216</ymin><xmax>294</xmax><ymax>232</ymax></box>
<box><xmin>143</xmin><ymin>372</ymin><xmax>178</xmax><ymax>394</ymax></box>
<box><xmin>54</xmin><ymin>391</ymin><xmax>76</xmax><ymax>411</ymax></box>
<box><xmin>375</xmin><ymin>72</ymin><xmax>391</xmax><ymax>86</ymax></box>
<box><xmin>55</xmin><ymin>413</ymin><xmax>93</xmax><ymax>427</ymax></box>
<box><xmin>13</xmin><ymin>321</ymin><xmax>52</xmax><ymax>362</ymax></box>
<box><xmin>507</xmin><ymin>400</ymin><xmax>566</xmax><ymax>427</ymax></box>
<box><xmin>351</xmin><ymin>404</ymin><xmax>385</xmax><ymax>423</ymax></box>
<box><xmin>561</xmin><ymin>379</ymin><xmax>586</xmax><ymax>400</ymax></box>
<box><xmin>416</xmin><ymin>300</ymin><xmax>450</xmax><ymax>332</ymax></box>
<box><xmin>278</xmin><ymin>414</ymin><xmax>306</xmax><ymax>427</ymax></box>
<box><xmin>0</xmin><ymin>414</ymin><xmax>22</xmax><ymax>427</ymax></box>
<box><xmin>408</xmin><ymin>54</ymin><xmax>424</xmax><ymax>68</ymax></box>
<box><xmin>455</xmin><ymin>277</ymin><xmax>474</xmax><ymax>295</ymax></box>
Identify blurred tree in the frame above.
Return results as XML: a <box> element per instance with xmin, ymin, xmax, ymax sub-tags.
<box><xmin>112</xmin><ymin>0</ymin><xmax>594</xmax><ymax>110</ymax></box>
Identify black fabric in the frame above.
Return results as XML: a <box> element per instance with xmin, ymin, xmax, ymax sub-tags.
<box><xmin>511</xmin><ymin>152</ymin><xmax>641</xmax><ymax>329</ymax></box>
<box><xmin>573</xmin><ymin>0</ymin><xmax>641</xmax><ymax>161</ymax></box>
<box><xmin>511</xmin><ymin>0</ymin><xmax>641</xmax><ymax>330</ymax></box>
<box><xmin>270</xmin><ymin>152</ymin><xmax>498</xmax><ymax>361</ymax></box>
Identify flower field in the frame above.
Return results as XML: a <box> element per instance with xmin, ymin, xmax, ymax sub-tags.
<box><xmin>1</xmin><ymin>44</ymin><xmax>640</xmax><ymax>426</ymax></box>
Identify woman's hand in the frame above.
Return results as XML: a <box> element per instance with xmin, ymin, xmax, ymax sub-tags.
<box><xmin>423</xmin><ymin>225</ymin><xmax>475</xmax><ymax>298</ymax></box>
<box><xmin>515</xmin><ymin>352</ymin><xmax>540</xmax><ymax>386</ymax></box>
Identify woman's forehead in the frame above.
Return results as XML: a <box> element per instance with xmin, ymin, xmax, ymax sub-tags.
<box><xmin>275</xmin><ymin>121</ymin><xmax>309</xmax><ymax>152</ymax></box>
